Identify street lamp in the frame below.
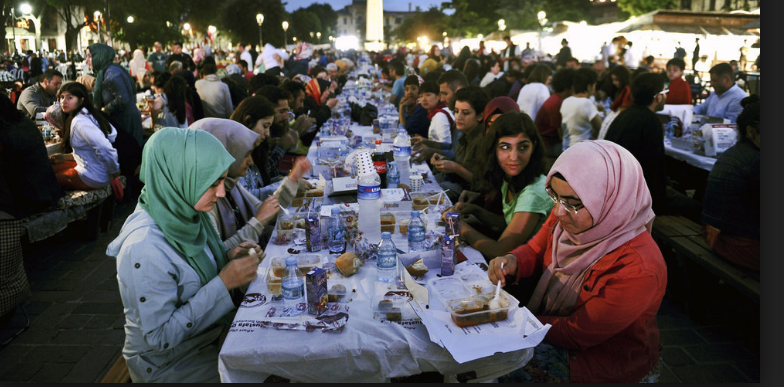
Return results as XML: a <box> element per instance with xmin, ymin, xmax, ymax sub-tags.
<box><xmin>498</xmin><ymin>19</ymin><xmax>506</xmax><ymax>32</ymax></box>
<box><xmin>282</xmin><ymin>21</ymin><xmax>289</xmax><ymax>46</ymax></box>
<box><xmin>317</xmin><ymin>32</ymin><xmax>321</xmax><ymax>42</ymax></box>
<box><xmin>256</xmin><ymin>13</ymin><xmax>264</xmax><ymax>47</ymax></box>
<box><xmin>94</xmin><ymin>10</ymin><xmax>102</xmax><ymax>43</ymax></box>
<box><xmin>537</xmin><ymin>11</ymin><xmax>548</xmax><ymax>56</ymax></box>
<box><xmin>127</xmin><ymin>16</ymin><xmax>134</xmax><ymax>23</ymax></box>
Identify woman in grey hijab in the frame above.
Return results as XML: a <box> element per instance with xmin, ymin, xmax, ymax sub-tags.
<box><xmin>190</xmin><ymin>118</ymin><xmax>283</xmax><ymax>250</ymax></box>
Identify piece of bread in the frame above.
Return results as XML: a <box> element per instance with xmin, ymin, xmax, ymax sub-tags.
<box><xmin>406</xmin><ymin>258</ymin><xmax>429</xmax><ymax>277</ymax></box>
<box><xmin>335</xmin><ymin>252</ymin><xmax>362</xmax><ymax>277</ymax></box>
<box><xmin>305</xmin><ymin>189</ymin><xmax>324</xmax><ymax>197</ymax></box>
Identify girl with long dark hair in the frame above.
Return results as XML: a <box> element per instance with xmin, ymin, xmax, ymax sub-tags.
<box><xmin>50</xmin><ymin>82</ymin><xmax>119</xmax><ymax>191</ymax></box>
<box><xmin>452</xmin><ymin>111</ymin><xmax>553</xmax><ymax>260</ymax></box>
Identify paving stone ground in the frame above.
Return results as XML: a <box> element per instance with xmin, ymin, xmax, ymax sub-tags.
<box><xmin>0</xmin><ymin>200</ymin><xmax>761</xmax><ymax>383</ymax></box>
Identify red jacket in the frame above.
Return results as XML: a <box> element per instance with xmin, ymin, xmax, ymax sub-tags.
<box><xmin>666</xmin><ymin>76</ymin><xmax>693</xmax><ymax>105</ymax></box>
<box><xmin>510</xmin><ymin>212</ymin><xmax>667</xmax><ymax>383</ymax></box>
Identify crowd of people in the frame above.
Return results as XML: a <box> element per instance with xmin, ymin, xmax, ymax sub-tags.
<box><xmin>1</xmin><ymin>33</ymin><xmax>760</xmax><ymax>383</ymax></box>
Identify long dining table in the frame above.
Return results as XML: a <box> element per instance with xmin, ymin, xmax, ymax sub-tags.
<box><xmin>217</xmin><ymin>122</ymin><xmax>535</xmax><ymax>383</ymax></box>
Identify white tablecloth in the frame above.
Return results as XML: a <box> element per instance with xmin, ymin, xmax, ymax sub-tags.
<box><xmin>664</xmin><ymin>139</ymin><xmax>716</xmax><ymax>172</ymax></box>
<box><xmin>218</xmin><ymin>124</ymin><xmax>533</xmax><ymax>382</ymax></box>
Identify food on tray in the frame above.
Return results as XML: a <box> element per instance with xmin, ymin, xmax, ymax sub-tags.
<box><xmin>334</xmin><ymin>252</ymin><xmax>362</xmax><ymax>277</ymax></box>
<box><xmin>328</xmin><ymin>284</ymin><xmax>347</xmax><ymax>302</ymax></box>
<box><xmin>412</xmin><ymin>197</ymin><xmax>429</xmax><ymax>210</ymax></box>
<box><xmin>405</xmin><ymin>257</ymin><xmax>429</xmax><ymax>277</ymax></box>
<box><xmin>450</xmin><ymin>294</ymin><xmax>510</xmax><ymax>327</ymax></box>
<box><xmin>271</xmin><ymin>231</ymin><xmax>294</xmax><ymax>245</ymax></box>
<box><xmin>380</xmin><ymin>213</ymin><xmax>396</xmax><ymax>233</ymax></box>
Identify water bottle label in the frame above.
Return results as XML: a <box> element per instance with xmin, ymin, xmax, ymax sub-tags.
<box><xmin>281</xmin><ymin>279</ymin><xmax>303</xmax><ymax>299</ymax></box>
<box><xmin>377</xmin><ymin>252</ymin><xmax>397</xmax><ymax>269</ymax></box>
<box><xmin>357</xmin><ymin>184</ymin><xmax>381</xmax><ymax>200</ymax></box>
<box><xmin>408</xmin><ymin>226</ymin><xmax>426</xmax><ymax>242</ymax></box>
<box><xmin>394</xmin><ymin>145</ymin><xmax>411</xmax><ymax>157</ymax></box>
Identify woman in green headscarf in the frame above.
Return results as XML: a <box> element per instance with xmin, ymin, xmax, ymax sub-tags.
<box><xmin>106</xmin><ymin>127</ymin><xmax>263</xmax><ymax>383</ymax></box>
<box><xmin>86</xmin><ymin>43</ymin><xmax>143</xmax><ymax>146</ymax></box>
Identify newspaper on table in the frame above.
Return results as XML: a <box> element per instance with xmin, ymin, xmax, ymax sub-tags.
<box><xmin>405</xmin><ymin>257</ymin><xmax>550</xmax><ymax>364</ymax></box>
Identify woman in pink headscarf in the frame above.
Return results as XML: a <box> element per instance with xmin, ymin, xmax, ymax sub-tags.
<box><xmin>489</xmin><ymin>140</ymin><xmax>666</xmax><ymax>383</ymax></box>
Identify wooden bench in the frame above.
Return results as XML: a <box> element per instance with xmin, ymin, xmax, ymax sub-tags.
<box><xmin>650</xmin><ymin>215</ymin><xmax>760</xmax><ymax>320</ymax></box>
<box><xmin>101</xmin><ymin>354</ymin><xmax>131</xmax><ymax>383</ymax></box>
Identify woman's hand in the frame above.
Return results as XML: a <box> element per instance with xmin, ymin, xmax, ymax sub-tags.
<box><xmin>219</xmin><ymin>255</ymin><xmax>261</xmax><ymax>291</ymax></box>
<box><xmin>458</xmin><ymin>190</ymin><xmax>481</xmax><ymax>204</ymax></box>
<box><xmin>49</xmin><ymin>153</ymin><xmax>64</xmax><ymax>164</ymax></box>
<box><xmin>297</xmin><ymin>178</ymin><xmax>313</xmax><ymax>191</ymax></box>
<box><xmin>451</xmin><ymin>201</ymin><xmax>477</xmax><ymax>216</ymax></box>
<box><xmin>227</xmin><ymin>241</ymin><xmax>264</xmax><ymax>261</ymax></box>
<box><xmin>289</xmin><ymin>156</ymin><xmax>312</xmax><ymax>182</ymax></box>
<box><xmin>434</xmin><ymin>159</ymin><xmax>459</xmax><ymax>174</ymax></box>
<box><xmin>488</xmin><ymin>254</ymin><xmax>517</xmax><ymax>287</ymax></box>
<box><xmin>410</xmin><ymin>134</ymin><xmax>426</xmax><ymax>146</ymax></box>
<box><xmin>255</xmin><ymin>195</ymin><xmax>280</xmax><ymax>224</ymax></box>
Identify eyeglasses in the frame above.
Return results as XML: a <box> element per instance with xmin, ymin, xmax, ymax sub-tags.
<box><xmin>545</xmin><ymin>187</ymin><xmax>583</xmax><ymax>215</ymax></box>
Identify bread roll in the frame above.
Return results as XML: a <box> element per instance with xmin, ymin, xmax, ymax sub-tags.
<box><xmin>406</xmin><ymin>258</ymin><xmax>428</xmax><ymax>277</ymax></box>
<box><xmin>335</xmin><ymin>252</ymin><xmax>362</xmax><ymax>277</ymax></box>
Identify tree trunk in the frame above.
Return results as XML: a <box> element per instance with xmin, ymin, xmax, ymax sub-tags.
<box><xmin>64</xmin><ymin>29</ymin><xmax>80</xmax><ymax>54</ymax></box>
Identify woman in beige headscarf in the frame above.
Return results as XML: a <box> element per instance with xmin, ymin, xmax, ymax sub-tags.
<box><xmin>75</xmin><ymin>74</ymin><xmax>96</xmax><ymax>92</ymax></box>
<box><xmin>489</xmin><ymin>140</ymin><xmax>666</xmax><ymax>383</ymax></box>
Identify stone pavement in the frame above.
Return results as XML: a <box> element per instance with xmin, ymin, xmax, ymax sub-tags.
<box><xmin>0</xmin><ymin>200</ymin><xmax>761</xmax><ymax>383</ymax></box>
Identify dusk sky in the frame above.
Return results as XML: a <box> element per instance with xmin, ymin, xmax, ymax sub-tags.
<box><xmin>283</xmin><ymin>0</ymin><xmax>451</xmax><ymax>13</ymax></box>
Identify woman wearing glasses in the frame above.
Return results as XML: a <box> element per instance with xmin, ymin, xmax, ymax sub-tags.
<box><xmin>488</xmin><ymin>140</ymin><xmax>666</xmax><ymax>383</ymax></box>
<box><xmin>450</xmin><ymin>111</ymin><xmax>553</xmax><ymax>261</ymax></box>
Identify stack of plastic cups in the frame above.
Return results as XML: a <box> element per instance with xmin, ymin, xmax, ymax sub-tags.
<box><xmin>356</xmin><ymin>151</ymin><xmax>382</xmax><ymax>244</ymax></box>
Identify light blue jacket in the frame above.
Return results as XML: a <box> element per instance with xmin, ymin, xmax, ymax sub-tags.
<box><xmin>106</xmin><ymin>205</ymin><xmax>234</xmax><ymax>383</ymax></box>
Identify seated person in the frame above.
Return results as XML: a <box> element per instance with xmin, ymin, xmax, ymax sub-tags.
<box><xmin>693</xmin><ymin>62</ymin><xmax>747</xmax><ymax>123</ymax></box>
<box><xmin>430</xmin><ymin>85</ymin><xmax>488</xmax><ymax>203</ymax></box>
<box><xmin>700</xmin><ymin>95</ymin><xmax>759</xmax><ymax>271</ymax></box>
<box><xmin>449</xmin><ymin>111</ymin><xmax>553</xmax><ymax>261</ymax></box>
<box><xmin>16</xmin><ymin>68</ymin><xmax>62</xmax><ymax>119</ymax></box>
<box><xmin>410</xmin><ymin>80</ymin><xmax>455</xmax><ymax>161</ymax></box>
<box><xmin>397</xmin><ymin>75</ymin><xmax>429</xmax><ymax>139</ymax></box>
<box><xmin>535</xmin><ymin>67</ymin><xmax>575</xmax><ymax>168</ymax></box>
<box><xmin>254</xmin><ymin>85</ymin><xmax>299</xmax><ymax>179</ymax></box>
<box><xmin>50</xmin><ymin>82</ymin><xmax>120</xmax><ymax>192</ymax></box>
<box><xmin>230</xmin><ymin>95</ymin><xmax>312</xmax><ymax>203</ymax></box>
<box><xmin>489</xmin><ymin>140</ymin><xmax>666</xmax><ymax>383</ymax></box>
<box><xmin>190</xmin><ymin>118</ymin><xmax>295</xmax><ymax>251</ymax></box>
<box><xmin>604</xmin><ymin>72</ymin><xmax>702</xmax><ymax>223</ymax></box>
<box><xmin>664</xmin><ymin>57</ymin><xmax>692</xmax><ymax>105</ymax></box>
<box><xmin>560</xmin><ymin>67</ymin><xmax>601</xmax><ymax>150</ymax></box>
<box><xmin>106</xmin><ymin>127</ymin><xmax>262</xmax><ymax>382</ymax></box>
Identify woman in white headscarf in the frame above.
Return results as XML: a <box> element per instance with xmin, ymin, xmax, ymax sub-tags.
<box><xmin>128</xmin><ymin>49</ymin><xmax>148</xmax><ymax>84</ymax></box>
<box><xmin>489</xmin><ymin>140</ymin><xmax>666</xmax><ymax>383</ymax></box>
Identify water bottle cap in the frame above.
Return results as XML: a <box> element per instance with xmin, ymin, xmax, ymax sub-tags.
<box><xmin>331</xmin><ymin>207</ymin><xmax>341</xmax><ymax>215</ymax></box>
<box><xmin>411</xmin><ymin>210</ymin><xmax>420</xmax><ymax>217</ymax></box>
<box><xmin>381</xmin><ymin>231</ymin><xmax>391</xmax><ymax>238</ymax></box>
<box><xmin>286</xmin><ymin>256</ymin><xmax>297</xmax><ymax>265</ymax></box>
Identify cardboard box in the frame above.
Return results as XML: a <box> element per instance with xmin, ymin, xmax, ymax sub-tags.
<box><xmin>306</xmin><ymin>267</ymin><xmax>328</xmax><ymax>316</ymax></box>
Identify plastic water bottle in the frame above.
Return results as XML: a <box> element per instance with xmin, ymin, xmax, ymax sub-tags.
<box><xmin>387</xmin><ymin>161</ymin><xmax>400</xmax><ymax>187</ymax></box>
<box><xmin>281</xmin><ymin>256</ymin><xmax>304</xmax><ymax>315</ymax></box>
<box><xmin>328</xmin><ymin>207</ymin><xmax>347</xmax><ymax>254</ymax></box>
<box><xmin>377</xmin><ymin>231</ymin><xmax>397</xmax><ymax>282</ymax></box>
<box><xmin>357</xmin><ymin>168</ymin><xmax>382</xmax><ymax>245</ymax></box>
<box><xmin>408</xmin><ymin>210</ymin><xmax>427</xmax><ymax>253</ymax></box>
<box><xmin>393</xmin><ymin>128</ymin><xmax>411</xmax><ymax>186</ymax></box>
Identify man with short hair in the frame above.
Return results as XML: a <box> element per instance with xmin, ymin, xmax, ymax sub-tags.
<box><xmin>236</xmin><ymin>43</ymin><xmax>253</xmax><ymax>71</ymax></box>
<box><xmin>237</xmin><ymin>60</ymin><xmax>253</xmax><ymax>82</ymax></box>
<box><xmin>693</xmin><ymin>62</ymin><xmax>747</xmax><ymax>123</ymax></box>
<box><xmin>17</xmin><ymin>69</ymin><xmax>62</xmax><ymax>119</ymax></box>
<box><xmin>255</xmin><ymin>85</ymin><xmax>299</xmax><ymax>178</ymax></box>
<box><xmin>166</xmin><ymin>42</ymin><xmax>195</xmax><ymax>73</ymax></box>
<box><xmin>194</xmin><ymin>63</ymin><xmax>233</xmax><ymax>118</ymax></box>
<box><xmin>437</xmin><ymin>69</ymin><xmax>468</xmax><ymax>111</ymax></box>
<box><xmin>387</xmin><ymin>61</ymin><xmax>406</xmax><ymax>107</ymax></box>
<box><xmin>605</xmin><ymin>72</ymin><xmax>702</xmax><ymax>221</ymax></box>
<box><xmin>500</xmin><ymin>36</ymin><xmax>521</xmax><ymax>72</ymax></box>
